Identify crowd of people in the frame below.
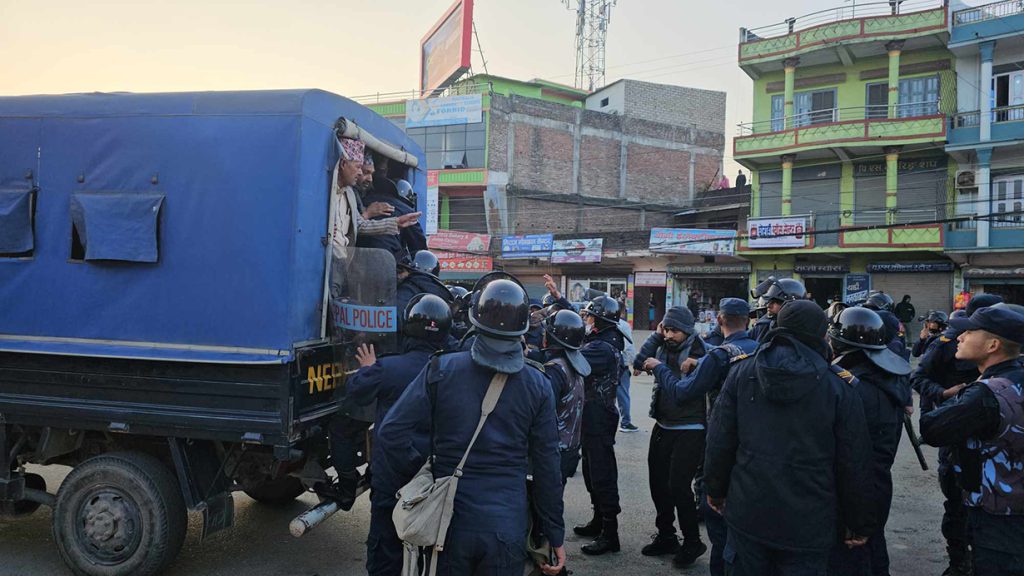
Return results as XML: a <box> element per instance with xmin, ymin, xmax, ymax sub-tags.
<box><xmin>320</xmin><ymin>138</ymin><xmax>1023</xmax><ymax>576</ymax></box>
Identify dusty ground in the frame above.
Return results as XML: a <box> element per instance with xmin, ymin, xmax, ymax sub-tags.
<box><xmin>0</xmin><ymin>348</ymin><xmax>948</xmax><ymax>576</ymax></box>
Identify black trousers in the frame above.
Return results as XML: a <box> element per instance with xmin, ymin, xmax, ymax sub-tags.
<box><xmin>967</xmin><ymin>507</ymin><xmax>1024</xmax><ymax>576</ymax></box>
<box><xmin>648</xmin><ymin>426</ymin><xmax>705</xmax><ymax>543</ymax></box>
<box><xmin>581</xmin><ymin>401</ymin><xmax>620</xmax><ymax>517</ymax></box>
<box><xmin>939</xmin><ymin>461</ymin><xmax>969</xmax><ymax>564</ymax></box>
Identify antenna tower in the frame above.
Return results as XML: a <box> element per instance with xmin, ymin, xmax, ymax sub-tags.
<box><xmin>562</xmin><ymin>0</ymin><xmax>617</xmax><ymax>91</ymax></box>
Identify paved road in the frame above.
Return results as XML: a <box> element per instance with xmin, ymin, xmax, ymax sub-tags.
<box><xmin>1</xmin><ymin>370</ymin><xmax>947</xmax><ymax>576</ymax></box>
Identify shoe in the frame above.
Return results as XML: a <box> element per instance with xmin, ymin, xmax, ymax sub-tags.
<box><xmin>581</xmin><ymin>532</ymin><xmax>620</xmax><ymax>555</ymax></box>
<box><xmin>672</xmin><ymin>540</ymin><xmax>707</xmax><ymax>568</ymax></box>
<box><xmin>573</xmin><ymin>515</ymin><xmax>602</xmax><ymax>537</ymax></box>
<box><xmin>619</xmin><ymin>423</ymin><xmax>639</xmax><ymax>433</ymax></box>
<box><xmin>641</xmin><ymin>532</ymin><xmax>680</xmax><ymax>556</ymax></box>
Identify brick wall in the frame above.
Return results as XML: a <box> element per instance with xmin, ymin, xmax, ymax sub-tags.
<box><xmin>621</xmin><ymin>80</ymin><xmax>727</xmax><ymax>135</ymax></box>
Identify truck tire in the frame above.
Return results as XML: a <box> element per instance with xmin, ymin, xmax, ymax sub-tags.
<box><xmin>52</xmin><ymin>452</ymin><xmax>187</xmax><ymax>576</ymax></box>
<box><xmin>242</xmin><ymin>476</ymin><xmax>306</xmax><ymax>506</ymax></box>
<box><xmin>0</xmin><ymin>472</ymin><xmax>46</xmax><ymax>517</ymax></box>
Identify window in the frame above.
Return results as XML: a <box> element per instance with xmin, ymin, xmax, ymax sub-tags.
<box><xmin>993</xmin><ymin>176</ymin><xmax>1024</xmax><ymax>226</ymax></box>
<box><xmin>993</xmin><ymin>72</ymin><xmax>1024</xmax><ymax>122</ymax></box>
<box><xmin>865</xmin><ymin>82</ymin><xmax>889</xmax><ymax>119</ymax></box>
<box><xmin>70</xmin><ymin>192</ymin><xmax>164</xmax><ymax>262</ymax></box>
<box><xmin>898</xmin><ymin>76</ymin><xmax>939</xmax><ymax>117</ymax></box>
<box><xmin>600</xmin><ymin>97</ymin><xmax>610</xmax><ymax>107</ymax></box>
<box><xmin>770</xmin><ymin>95</ymin><xmax>785</xmax><ymax>132</ymax></box>
<box><xmin>407</xmin><ymin>119</ymin><xmax>487</xmax><ymax>170</ymax></box>
<box><xmin>769</xmin><ymin>88</ymin><xmax>836</xmax><ymax>131</ymax></box>
<box><xmin>0</xmin><ymin>188</ymin><xmax>34</xmax><ymax>257</ymax></box>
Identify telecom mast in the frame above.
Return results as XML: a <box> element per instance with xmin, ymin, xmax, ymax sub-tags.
<box><xmin>562</xmin><ymin>0</ymin><xmax>617</xmax><ymax>91</ymax></box>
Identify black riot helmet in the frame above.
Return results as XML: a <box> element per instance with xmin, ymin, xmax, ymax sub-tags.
<box><xmin>544</xmin><ymin>310</ymin><xmax>586</xmax><ymax>350</ymax></box>
<box><xmin>764</xmin><ymin>278</ymin><xmax>807</xmax><ymax>304</ymax></box>
<box><xmin>404</xmin><ymin>294</ymin><xmax>453</xmax><ymax>341</ymax></box>
<box><xmin>399</xmin><ymin>250</ymin><xmax>440</xmax><ymax>277</ymax></box>
<box><xmin>469</xmin><ymin>278</ymin><xmax>530</xmax><ymax>338</ymax></box>
<box><xmin>395</xmin><ymin>179</ymin><xmax>417</xmax><ymax>208</ymax></box>
<box><xmin>862</xmin><ymin>291</ymin><xmax>895</xmax><ymax>312</ymax></box>
<box><xmin>919</xmin><ymin>310</ymin><xmax>949</xmax><ymax>327</ymax></box>
<box><xmin>448</xmin><ymin>285</ymin><xmax>469</xmax><ymax>301</ymax></box>
<box><xmin>542</xmin><ymin>293</ymin><xmax>557</xmax><ymax>307</ymax></box>
<box><xmin>751</xmin><ymin>276</ymin><xmax>777</xmax><ymax>299</ymax></box>
<box><xmin>581</xmin><ymin>295</ymin><xmax>621</xmax><ymax>327</ymax></box>
<box><xmin>828</xmin><ymin>307</ymin><xmax>887</xmax><ymax>353</ymax></box>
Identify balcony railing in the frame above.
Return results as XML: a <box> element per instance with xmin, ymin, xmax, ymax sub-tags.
<box><xmin>856</xmin><ymin>208</ymin><xmax>938</xmax><ymax>225</ymax></box>
<box><xmin>953</xmin><ymin>0</ymin><xmax>1024</xmax><ymax>26</ymax></box>
<box><xmin>740</xmin><ymin>0</ymin><xmax>944</xmax><ymax>43</ymax></box>
<box><xmin>350</xmin><ymin>82</ymin><xmax>494</xmax><ymax>105</ymax></box>
<box><xmin>952</xmin><ymin>104</ymin><xmax>1024</xmax><ymax>128</ymax></box>
<box><xmin>738</xmin><ymin>102</ymin><xmax>941</xmax><ymax>135</ymax></box>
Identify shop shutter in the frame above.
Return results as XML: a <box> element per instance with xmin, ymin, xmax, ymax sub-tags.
<box><xmin>869</xmin><ymin>272</ymin><xmax>952</xmax><ymax>340</ymax></box>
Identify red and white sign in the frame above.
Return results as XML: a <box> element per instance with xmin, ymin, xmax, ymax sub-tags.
<box><xmin>420</xmin><ymin>0</ymin><xmax>474</xmax><ymax>94</ymax></box>
<box><xmin>428</xmin><ymin>229</ymin><xmax>490</xmax><ymax>253</ymax></box>
<box><xmin>435</xmin><ymin>251</ymin><xmax>492</xmax><ymax>272</ymax></box>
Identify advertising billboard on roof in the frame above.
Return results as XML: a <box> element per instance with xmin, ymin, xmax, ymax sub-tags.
<box><xmin>420</xmin><ymin>0</ymin><xmax>474</xmax><ymax>94</ymax></box>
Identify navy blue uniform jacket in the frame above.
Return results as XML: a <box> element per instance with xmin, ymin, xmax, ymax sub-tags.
<box><xmin>376</xmin><ymin>350</ymin><xmax>566</xmax><ymax>547</ymax></box>
<box><xmin>703</xmin><ymin>333</ymin><xmax>874</xmax><ymax>552</ymax></box>
<box><xmin>659</xmin><ymin>330</ymin><xmax>758</xmax><ymax>409</ymax></box>
<box><xmin>911</xmin><ymin>328</ymin><xmax>979</xmax><ymax>413</ymax></box>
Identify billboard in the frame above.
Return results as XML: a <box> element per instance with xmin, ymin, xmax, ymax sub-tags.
<box><xmin>551</xmin><ymin>238</ymin><xmax>603</xmax><ymax>264</ymax></box>
<box><xmin>649</xmin><ymin>228</ymin><xmax>736</xmax><ymax>256</ymax></box>
<box><xmin>406</xmin><ymin>94</ymin><xmax>483</xmax><ymax>129</ymax></box>
<box><xmin>501</xmin><ymin>234</ymin><xmax>554</xmax><ymax>259</ymax></box>
<box><xmin>420</xmin><ymin>0</ymin><xmax>474</xmax><ymax>94</ymax></box>
<box><xmin>427</xmin><ymin>229</ymin><xmax>491</xmax><ymax>253</ymax></box>
<box><xmin>747</xmin><ymin>217</ymin><xmax>808</xmax><ymax>248</ymax></box>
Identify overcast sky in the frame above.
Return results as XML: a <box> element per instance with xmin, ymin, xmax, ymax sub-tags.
<box><xmin>0</xmin><ymin>0</ymin><xmax>953</xmax><ymax>176</ymax></box>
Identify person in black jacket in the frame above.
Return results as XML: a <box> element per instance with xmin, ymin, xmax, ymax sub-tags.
<box><xmin>750</xmin><ymin>278</ymin><xmax>806</xmax><ymax>343</ymax></box>
<box><xmin>912</xmin><ymin>310</ymin><xmax>948</xmax><ymax>358</ymax></box>
<box><xmin>704</xmin><ymin>300</ymin><xmax>874</xmax><ymax>576</ymax></box>
<box><xmin>632</xmin><ymin>306</ymin><xmax>708</xmax><ymax>566</ymax></box>
<box><xmin>395</xmin><ymin>251</ymin><xmax>453</xmax><ymax>333</ymax></box>
<box><xmin>355</xmin><ymin>156</ymin><xmax>427</xmax><ymax>262</ymax></box>
<box><xmin>826</xmin><ymin>307</ymin><xmax>912</xmax><ymax>576</ymax></box>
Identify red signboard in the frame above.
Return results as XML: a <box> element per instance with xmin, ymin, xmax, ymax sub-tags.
<box><xmin>420</xmin><ymin>0</ymin><xmax>474</xmax><ymax>94</ymax></box>
<box><xmin>435</xmin><ymin>251</ymin><xmax>492</xmax><ymax>273</ymax></box>
<box><xmin>427</xmin><ymin>229</ymin><xmax>490</xmax><ymax>253</ymax></box>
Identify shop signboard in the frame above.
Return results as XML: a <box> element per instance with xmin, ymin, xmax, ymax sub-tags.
<box><xmin>747</xmin><ymin>217</ymin><xmax>808</xmax><ymax>248</ymax></box>
<box><xmin>649</xmin><ymin>228</ymin><xmax>736</xmax><ymax>256</ymax></box>
<box><xmin>501</xmin><ymin>234</ymin><xmax>554</xmax><ymax>259</ymax></box>
<box><xmin>962</xmin><ymin>267</ymin><xmax>1024</xmax><ymax>278</ymax></box>
<box><xmin>794</xmin><ymin>263</ymin><xmax>849</xmax><ymax>274</ymax></box>
<box><xmin>866</xmin><ymin>262</ymin><xmax>954</xmax><ymax>273</ymax></box>
<box><xmin>405</xmin><ymin>94</ymin><xmax>482</xmax><ymax>129</ymax></box>
<box><xmin>667</xmin><ymin>263</ymin><xmax>752</xmax><ymax>275</ymax></box>
<box><xmin>425</xmin><ymin>171</ymin><xmax>439</xmax><ymax>235</ymax></box>
<box><xmin>435</xmin><ymin>251</ymin><xmax>492</xmax><ymax>273</ymax></box>
<box><xmin>634</xmin><ymin>272</ymin><xmax>668</xmax><ymax>287</ymax></box>
<box><xmin>626</xmin><ymin>274</ymin><xmax>635</xmax><ymax>328</ymax></box>
<box><xmin>427</xmin><ymin>229</ymin><xmax>490</xmax><ymax>253</ymax></box>
<box><xmin>551</xmin><ymin>238</ymin><xmax>603</xmax><ymax>264</ymax></box>
<box><xmin>420</xmin><ymin>0</ymin><xmax>474</xmax><ymax>94</ymax></box>
<box><xmin>844</xmin><ymin>273</ymin><xmax>871</xmax><ymax>304</ymax></box>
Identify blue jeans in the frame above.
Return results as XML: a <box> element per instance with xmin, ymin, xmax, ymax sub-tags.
<box><xmin>617</xmin><ymin>367</ymin><xmax>632</xmax><ymax>426</ymax></box>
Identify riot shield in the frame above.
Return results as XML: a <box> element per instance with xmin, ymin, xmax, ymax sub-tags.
<box><xmin>329</xmin><ymin>247</ymin><xmax>398</xmax><ymax>423</ymax></box>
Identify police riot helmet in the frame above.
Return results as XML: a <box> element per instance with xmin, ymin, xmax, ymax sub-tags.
<box><xmin>544</xmin><ymin>310</ymin><xmax>586</xmax><ymax>350</ymax></box>
<box><xmin>764</xmin><ymin>278</ymin><xmax>807</xmax><ymax>304</ymax></box>
<box><xmin>469</xmin><ymin>278</ymin><xmax>530</xmax><ymax>338</ymax></box>
<box><xmin>542</xmin><ymin>293</ymin><xmax>557</xmax><ymax>307</ymax></box>
<box><xmin>395</xmin><ymin>179</ymin><xmax>417</xmax><ymax>207</ymax></box>
<box><xmin>862</xmin><ymin>291</ymin><xmax>895</xmax><ymax>312</ymax></box>
<box><xmin>828</xmin><ymin>307</ymin><xmax>887</xmax><ymax>352</ymax></box>
<box><xmin>448</xmin><ymin>285</ymin><xmax>469</xmax><ymax>301</ymax></box>
<box><xmin>966</xmin><ymin>293</ymin><xmax>1004</xmax><ymax>315</ymax></box>
<box><xmin>751</xmin><ymin>276</ymin><xmax>776</xmax><ymax>299</ymax></box>
<box><xmin>404</xmin><ymin>293</ymin><xmax>452</xmax><ymax>340</ymax></box>
<box><xmin>399</xmin><ymin>250</ymin><xmax>440</xmax><ymax>277</ymax></box>
<box><xmin>920</xmin><ymin>310</ymin><xmax>949</xmax><ymax>327</ymax></box>
<box><xmin>581</xmin><ymin>295</ymin><xmax>621</xmax><ymax>327</ymax></box>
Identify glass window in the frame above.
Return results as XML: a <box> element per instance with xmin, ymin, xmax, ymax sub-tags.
<box><xmin>898</xmin><ymin>76</ymin><xmax>939</xmax><ymax>117</ymax></box>
<box><xmin>425</xmin><ymin>133</ymin><xmax>444</xmax><ymax>150</ymax></box>
<box><xmin>866</xmin><ymin>82</ymin><xmax>888</xmax><ymax>119</ymax></box>
<box><xmin>770</xmin><ymin>95</ymin><xmax>785</xmax><ymax>132</ymax></box>
<box><xmin>466</xmin><ymin>149</ymin><xmax>486</xmax><ymax>168</ymax></box>
<box><xmin>793</xmin><ymin>89</ymin><xmax>836</xmax><ymax>127</ymax></box>
<box><xmin>466</xmin><ymin>130</ymin><xmax>486</xmax><ymax>148</ymax></box>
<box><xmin>445</xmin><ymin>130</ymin><xmax>466</xmax><ymax>150</ymax></box>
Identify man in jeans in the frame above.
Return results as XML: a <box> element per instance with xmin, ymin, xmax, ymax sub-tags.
<box><xmin>617</xmin><ymin>317</ymin><xmax>638</xmax><ymax>433</ymax></box>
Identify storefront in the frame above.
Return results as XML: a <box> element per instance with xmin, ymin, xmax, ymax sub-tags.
<box><xmin>632</xmin><ymin>271</ymin><xmax>668</xmax><ymax>330</ymax></box>
<box><xmin>794</xmin><ymin>263</ymin><xmax>849</xmax><ymax>308</ymax></box>
<box><xmin>963</xmin><ymin>266</ymin><xmax>1024</xmax><ymax>304</ymax></box>
<box><xmin>867</xmin><ymin>261</ymin><xmax>954</xmax><ymax>337</ymax></box>
<box><xmin>668</xmin><ymin>262</ymin><xmax>751</xmax><ymax>317</ymax></box>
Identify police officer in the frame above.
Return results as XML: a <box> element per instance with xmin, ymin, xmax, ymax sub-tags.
<box><xmin>447</xmin><ymin>285</ymin><xmax>471</xmax><ymax>341</ymax></box>
<box><xmin>345</xmin><ymin>294</ymin><xmax>451</xmax><ymax>576</ymax></box>
<box><xmin>921</xmin><ymin>305</ymin><xmax>1024</xmax><ymax>576</ymax></box>
<box><xmin>632</xmin><ymin>306</ymin><xmax>708</xmax><ymax>565</ymax></box>
<box><xmin>826</xmin><ymin>307</ymin><xmax>912</xmax><ymax>576</ymax></box>
<box><xmin>911</xmin><ymin>293</ymin><xmax>1003</xmax><ymax>576</ymax></box>
<box><xmin>750</xmin><ymin>278</ymin><xmax>807</xmax><ymax>343</ymax></box>
<box><xmin>376</xmin><ymin>276</ymin><xmax>566</xmax><ymax>575</ymax></box>
<box><xmin>913</xmin><ymin>310</ymin><xmax>949</xmax><ymax>357</ymax></box>
<box><xmin>704</xmin><ymin>300</ymin><xmax>874</xmax><ymax>576</ymax></box>
<box><xmin>572</xmin><ymin>294</ymin><xmax>627</xmax><ymax>556</ymax></box>
<box><xmin>862</xmin><ymin>291</ymin><xmax>910</xmax><ymax>361</ymax></box>
<box><xmin>653</xmin><ymin>298</ymin><xmax>758</xmax><ymax>576</ymax></box>
<box><xmin>395</xmin><ymin>250</ymin><xmax>453</xmax><ymax>327</ymax></box>
<box><xmin>526</xmin><ymin>300</ymin><xmax>546</xmax><ymax>350</ymax></box>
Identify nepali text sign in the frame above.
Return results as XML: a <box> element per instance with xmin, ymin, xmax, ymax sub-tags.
<box><xmin>747</xmin><ymin>217</ymin><xmax>808</xmax><ymax>248</ymax></box>
<box><xmin>501</xmin><ymin>234</ymin><xmax>554</xmax><ymax>259</ymax></box>
<box><xmin>844</xmin><ymin>274</ymin><xmax>871</xmax><ymax>304</ymax></box>
<box><xmin>634</xmin><ymin>272</ymin><xmax>667</xmax><ymax>287</ymax></box>
<box><xmin>551</xmin><ymin>238</ymin><xmax>603</xmax><ymax>264</ymax></box>
<box><xmin>667</xmin><ymin>263</ymin><xmax>752</xmax><ymax>275</ymax></box>
<box><xmin>331</xmin><ymin>303</ymin><xmax>397</xmax><ymax>333</ymax></box>
<box><xmin>435</xmin><ymin>251</ymin><xmax>493</xmax><ymax>273</ymax></box>
<box><xmin>406</xmin><ymin>94</ymin><xmax>483</xmax><ymax>128</ymax></box>
<box><xmin>425</xmin><ymin>171</ymin><xmax>439</xmax><ymax>235</ymax></box>
<box><xmin>866</xmin><ymin>262</ymin><xmax>954</xmax><ymax>273</ymax></box>
<box><xmin>649</xmin><ymin>228</ymin><xmax>736</xmax><ymax>256</ymax></box>
<box><xmin>427</xmin><ymin>229</ymin><xmax>490</xmax><ymax>253</ymax></box>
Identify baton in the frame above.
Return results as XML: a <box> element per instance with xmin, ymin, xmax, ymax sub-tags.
<box><xmin>903</xmin><ymin>413</ymin><xmax>929</xmax><ymax>471</ymax></box>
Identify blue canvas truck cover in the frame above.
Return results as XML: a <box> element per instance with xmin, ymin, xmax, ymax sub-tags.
<box><xmin>0</xmin><ymin>89</ymin><xmax>426</xmax><ymax>364</ymax></box>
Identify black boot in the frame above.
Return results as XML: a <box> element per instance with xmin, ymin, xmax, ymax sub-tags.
<box><xmin>581</xmin><ymin>517</ymin><xmax>620</xmax><ymax>555</ymax></box>
<box><xmin>672</xmin><ymin>539</ymin><xmax>708</xmax><ymax>568</ymax></box>
<box><xmin>641</xmin><ymin>532</ymin><xmax>680</xmax><ymax>557</ymax></box>
<box><xmin>942</xmin><ymin>545</ymin><xmax>973</xmax><ymax>576</ymax></box>
<box><xmin>312</xmin><ymin>472</ymin><xmax>359</xmax><ymax>511</ymax></box>
<box><xmin>573</xmin><ymin>510</ymin><xmax>602</xmax><ymax>537</ymax></box>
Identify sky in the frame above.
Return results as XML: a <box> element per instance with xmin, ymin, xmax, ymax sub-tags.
<box><xmin>0</xmin><ymin>0</ymin><xmax>875</xmax><ymax>176</ymax></box>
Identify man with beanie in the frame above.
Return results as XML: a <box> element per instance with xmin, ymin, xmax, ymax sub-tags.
<box><xmin>911</xmin><ymin>292</ymin><xmax>1003</xmax><ymax>576</ymax></box>
<box><xmin>632</xmin><ymin>306</ymin><xmax>709</xmax><ymax>566</ymax></box>
<box><xmin>922</xmin><ymin>305</ymin><xmax>1024</xmax><ymax>575</ymax></box>
<box><xmin>377</xmin><ymin>276</ymin><xmax>566</xmax><ymax>575</ymax></box>
<box><xmin>704</xmin><ymin>300</ymin><xmax>874</xmax><ymax>576</ymax></box>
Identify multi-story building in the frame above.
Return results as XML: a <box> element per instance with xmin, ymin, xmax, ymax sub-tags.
<box><xmin>947</xmin><ymin>0</ymin><xmax>1024</xmax><ymax>302</ymax></box>
<box><xmin>735</xmin><ymin>0</ymin><xmax>956</xmax><ymax>325</ymax></box>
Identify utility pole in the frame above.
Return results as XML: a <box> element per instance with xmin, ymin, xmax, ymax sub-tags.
<box><xmin>562</xmin><ymin>0</ymin><xmax>617</xmax><ymax>91</ymax></box>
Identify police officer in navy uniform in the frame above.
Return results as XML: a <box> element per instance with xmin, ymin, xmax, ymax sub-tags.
<box><xmin>750</xmin><ymin>278</ymin><xmax>807</xmax><ymax>343</ymax></box>
<box><xmin>913</xmin><ymin>310</ymin><xmax>949</xmax><ymax>358</ymax></box>
<box><xmin>922</xmin><ymin>305</ymin><xmax>1024</xmax><ymax>576</ymax></box>
<box><xmin>912</xmin><ymin>293</ymin><xmax>1003</xmax><ymax>576</ymax></box>
<box><xmin>395</xmin><ymin>250</ymin><xmax>453</xmax><ymax>326</ymax></box>
<box><xmin>376</xmin><ymin>275</ymin><xmax>567</xmax><ymax>576</ymax></box>
<box><xmin>704</xmin><ymin>300</ymin><xmax>875</xmax><ymax>576</ymax></box>
<box><xmin>862</xmin><ymin>291</ymin><xmax>911</xmax><ymax>362</ymax></box>
<box><xmin>653</xmin><ymin>298</ymin><xmax>758</xmax><ymax>576</ymax></box>
<box><xmin>572</xmin><ymin>294</ymin><xmax>628</xmax><ymax>556</ymax></box>
<box><xmin>345</xmin><ymin>294</ymin><xmax>451</xmax><ymax>576</ymax></box>
<box><xmin>826</xmin><ymin>307</ymin><xmax>912</xmax><ymax>576</ymax></box>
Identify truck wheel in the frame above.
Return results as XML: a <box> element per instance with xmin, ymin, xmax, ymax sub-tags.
<box><xmin>52</xmin><ymin>452</ymin><xmax>187</xmax><ymax>576</ymax></box>
<box><xmin>242</xmin><ymin>476</ymin><xmax>306</xmax><ymax>506</ymax></box>
<box><xmin>0</xmin><ymin>473</ymin><xmax>46</xmax><ymax>517</ymax></box>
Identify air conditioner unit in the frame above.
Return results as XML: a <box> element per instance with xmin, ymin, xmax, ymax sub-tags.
<box><xmin>956</xmin><ymin>170</ymin><xmax>978</xmax><ymax>194</ymax></box>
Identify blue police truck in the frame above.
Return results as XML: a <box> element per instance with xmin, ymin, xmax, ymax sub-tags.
<box><xmin>0</xmin><ymin>90</ymin><xmax>423</xmax><ymax>575</ymax></box>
